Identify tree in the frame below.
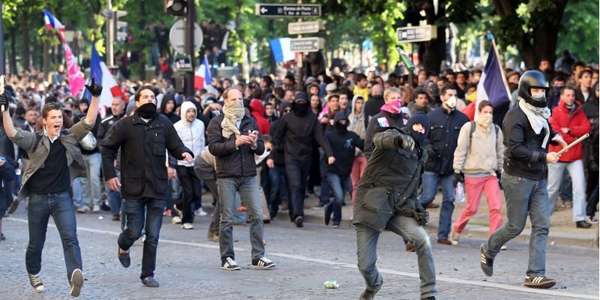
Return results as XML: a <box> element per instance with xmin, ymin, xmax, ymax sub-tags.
<box><xmin>492</xmin><ymin>0</ymin><xmax>568</xmax><ymax>68</ymax></box>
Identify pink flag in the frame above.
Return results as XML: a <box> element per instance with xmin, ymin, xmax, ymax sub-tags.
<box><xmin>63</xmin><ymin>43</ymin><xmax>85</xmax><ymax>96</ymax></box>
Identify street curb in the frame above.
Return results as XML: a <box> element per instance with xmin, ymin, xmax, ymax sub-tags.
<box><xmin>301</xmin><ymin>211</ymin><xmax>599</xmax><ymax>249</ymax></box>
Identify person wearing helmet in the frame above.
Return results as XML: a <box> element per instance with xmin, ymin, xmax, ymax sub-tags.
<box><xmin>479</xmin><ymin>70</ymin><xmax>567</xmax><ymax>289</ymax></box>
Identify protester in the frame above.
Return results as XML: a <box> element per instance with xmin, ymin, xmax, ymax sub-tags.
<box><xmin>0</xmin><ymin>80</ymin><xmax>101</xmax><ymax>297</ymax></box>
<box><xmin>174</xmin><ymin>101</ymin><xmax>205</xmax><ymax>230</ymax></box>
<box><xmin>583</xmin><ymin>82</ymin><xmax>599</xmax><ymax>222</ymax></box>
<box><xmin>354</xmin><ymin>117</ymin><xmax>436</xmax><ymax>300</ymax></box>
<box><xmin>452</xmin><ymin>100</ymin><xmax>504</xmax><ymax>242</ymax></box>
<box><xmin>480</xmin><ymin>70</ymin><xmax>567</xmax><ymax>289</ymax></box>
<box><xmin>206</xmin><ymin>87</ymin><xmax>275</xmax><ymax>271</ymax></box>
<box><xmin>547</xmin><ymin>86</ymin><xmax>592</xmax><ymax>228</ymax></box>
<box><xmin>101</xmin><ymin>86</ymin><xmax>193</xmax><ymax>287</ymax></box>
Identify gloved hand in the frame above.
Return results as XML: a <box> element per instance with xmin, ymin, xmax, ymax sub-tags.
<box><xmin>0</xmin><ymin>94</ymin><xmax>7</xmax><ymax>112</ymax></box>
<box><xmin>86</xmin><ymin>78</ymin><xmax>103</xmax><ymax>97</ymax></box>
<box><xmin>454</xmin><ymin>172</ymin><xmax>465</xmax><ymax>183</ymax></box>
<box><xmin>396</xmin><ymin>133</ymin><xmax>415</xmax><ymax>151</ymax></box>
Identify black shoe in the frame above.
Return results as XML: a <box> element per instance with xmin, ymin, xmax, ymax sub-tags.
<box><xmin>523</xmin><ymin>275</ymin><xmax>556</xmax><ymax>289</ymax></box>
<box><xmin>480</xmin><ymin>244</ymin><xmax>494</xmax><ymax>277</ymax></box>
<box><xmin>294</xmin><ymin>216</ymin><xmax>304</xmax><ymax>228</ymax></box>
<box><xmin>0</xmin><ymin>233</ymin><xmax>5</xmax><ymax>241</ymax></box>
<box><xmin>221</xmin><ymin>257</ymin><xmax>241</xmax><ymax>271</ymax></box>
<box><xmin>141</xmin><ymin>276</ymin><xmax>160</xmax><ymax>288</ymax></box>
<box><xmin>112</xmin><ymin>214</ymin><xmax>120</xmax><ymax>221</ymax></box>
<box><xmin>576</xmin><ymin>220</ymin><xmax>592</xmax><ymax>228</ymax></box>
<box><xmin>69</xmin><ymin>268</ymin><xmax>84</xmax><ymax>297</ymax></box>
<box><xmin>359</xmin><ymin>288</ymin><xmax>378</xmax><ymax>300</ymax></box>
<box><xmin>422</xmin><ymin>297</ymin><xmax>436</xmax><ymax>300</ymax></box>
<box><xmin>118</xmin><ymin>247</ymin><xmax>130</xmax><ymax>268</ymax></box>
<box><xmin>252</xmin><ymin>256</ymin><xmax>276</xmax><ymax>269</ymax></box>
<box><xmin>100</xmin><ymin>203</ymin><xmax>111</xmax><ymax>211</ymax></box>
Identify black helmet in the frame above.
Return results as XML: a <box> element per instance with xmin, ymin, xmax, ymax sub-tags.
<box><xmin>518</xmin><ymin>70</ymin><xmax>549</xmax><ymax>107</ymax></box>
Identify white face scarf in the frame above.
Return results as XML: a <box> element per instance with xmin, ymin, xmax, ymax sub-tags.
<box><xmin>518</xmin><ymin>97</ymin><xmax>551</xmax><ymax>148</ymax></box>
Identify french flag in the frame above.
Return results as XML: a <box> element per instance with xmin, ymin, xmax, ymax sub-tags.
<box><xmin>85</xmin><ymin>47</ymin><xmax>123</xmax><ymax>114</ymax></box>
<box><xmin>194</xmin><ymin>56</ymin><xmax>212</xmax><ymax>90</ymax></box>
<box><xmin>269</xmin><ymin>38</ymin><xmax>294</xmax><ymax>64</ymax></box>
<box><xmin>43</xmin><ymin>9</ymin><xmax>65</xmax><ymax>32</ymax></box>
<box><xmin>476</xmin><ymin>39</ymin><xmax>511</xmax><ymax>109</ymax></box>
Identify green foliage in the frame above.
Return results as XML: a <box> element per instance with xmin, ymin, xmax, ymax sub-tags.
<box><xmin>556</xmin><ymin>0</ymin><xmax>599</xmax><ymax>63</ymax></box>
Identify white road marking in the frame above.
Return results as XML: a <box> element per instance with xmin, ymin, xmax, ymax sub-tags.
<box><xmin>6</xmin><ymin>217</ymin><xmax>596</xmax><ymax>299</ymax></box>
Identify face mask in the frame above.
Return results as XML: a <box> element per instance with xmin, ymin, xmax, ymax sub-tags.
<box><xmin>444</xmin><ymin>96</ymin><xmax>457</xmax><ymax>111</ymax></box>
<box><xmin>335</xmin><ymin>121</ymin><xmax>348</xmax><ymax>132</ymax></box>
<box><xmin>137</xmin><ymin>103</ymin><xmax>157</xmax><ymax>119</ymax></box>
<box><xmin>476</xmin><ymin>113</ymin><xmax>493</xmax><ymax>128</ymax></box>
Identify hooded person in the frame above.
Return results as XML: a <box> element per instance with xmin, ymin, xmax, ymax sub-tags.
<box><xmin>272</xmin><ymin>91</ymin><xmax>334</xmax><ymax>227</ymax></box>
<box><xmin>354</xmin><ymin>114</ymin><xmax>436</xmax><ymax>300</ymax></box>
<box><xmin>249</xmin><ymin>98</ymin><xmax>270</xmax><ymax>135</ymax></box>
<box><xmin>173</xmin><ymin>101</ymin><xmax>206</xmax><ymax>229</ymax></box>
<box><xmin>323</xmin><ymin>111</ymin><xmax>364</xmax><ymax>227</ymax></box>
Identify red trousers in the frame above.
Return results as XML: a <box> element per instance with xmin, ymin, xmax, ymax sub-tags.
<box><xmin>452</xmin><ymin>175</ymin><xmax>503</xmax><ymax>237</ymax></box>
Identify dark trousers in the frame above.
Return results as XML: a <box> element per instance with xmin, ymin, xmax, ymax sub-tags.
<box><xmin>268</xmin><ymin>165</ymin><xmax>288</xmax><ymax>218</ymax></box>
<box><xmin>26</xmin><ymin>192</ymin><xmax>82</xmax><ymax>281</ymax></box>
<box><xmin>176</xmin><ymin>166</ymin><xmax>202</xmax><ymax>224</ymax></box>
<box><xmin>0</xmin><ymin>162</ymin><xmax>16</xmax><ymax>216</ymax></box>
<box><xmin>206</xmin><ymin>179</ymin><xmax>220</xmax><ymax>235</ymax></box>
<box><xmin>285</xmin><ymin>158</ymin><xmax>311</xmax><ymax>221</ymax></box>
<box><xmin>118</xmin><ymin>198</ymin><xmax>166</xmax><ymax>279</ymax></box>
<box><xmin>587</xmin><ymin>169</ymin><xmax>599</xmax><ymax>217</ymax></box>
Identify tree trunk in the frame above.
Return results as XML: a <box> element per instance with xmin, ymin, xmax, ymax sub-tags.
<box><xmin>21</xmin><ymin>18</ymin><xmax>31</xmax><ymax>70</ymax></box>
<box><xmin>418</xmin><ymin>0</ymin><xmax>446</xmax><ymax>74</ymax></box>
<box><xmin>9</xmin><ymin>29</ymin><xmax>17</xmax><ymax>73</ymax></box>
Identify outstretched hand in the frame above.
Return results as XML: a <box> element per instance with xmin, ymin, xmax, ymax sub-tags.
<box><xmin>86</xmin><ymin>78</ymin><xmax>103</xmax><ymax>97</ymax></box>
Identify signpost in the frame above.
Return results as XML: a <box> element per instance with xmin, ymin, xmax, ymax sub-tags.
<box><xmin>290</xmin><ymin>37</ymin><xmax>324</xmax><ymax>53</ymax></box>
<box><xmin>169</xmin><ymin>19</ymin><xmax>203</xmax><ymax>55</ymax></box>
<box><xmin>396</xmin><ymin>25</ymin><xmax>437</xmax><ymax>43</ymax></box>
<box><xmin>287</xmin><ymin>21</ymin><xmax>322</xmax><ymax>35</ymax></box>
<box><xmin>255</xmin><ymin>3</ymin><xmax>321</xmax><ymax>17</ymax></box>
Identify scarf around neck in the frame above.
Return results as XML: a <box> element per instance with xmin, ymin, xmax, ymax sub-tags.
<box><xmin>518</xmin><ymin>97</ymin><xmax>551</xmax><ymax>148</ymax></box>
<box><xmin>221</xmin><ymin>101</ymin><xmax>246</xmax><ymax>139</ymax></box>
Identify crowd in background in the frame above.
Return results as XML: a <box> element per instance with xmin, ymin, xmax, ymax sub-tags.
<box><xmin>0</xmin><ymin>57</ymin><xmax>597</xmax><ymax>243</ymax></box>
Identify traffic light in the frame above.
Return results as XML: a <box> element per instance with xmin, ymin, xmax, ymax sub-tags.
<box><xmin>165</xmin><ymin>0</ymin><xmax>187</xmax><ymax>16</ymax></box>
<box><xmin>114</xmin><ymin>10</ymin><xmax>128</xmax><ymax>42</ymax></box>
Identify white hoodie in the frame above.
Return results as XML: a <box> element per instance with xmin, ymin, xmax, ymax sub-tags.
<box><xmin>174</xmin><ymin>101</ymin><xmax>205</xmax><ymax>167</ymax></box>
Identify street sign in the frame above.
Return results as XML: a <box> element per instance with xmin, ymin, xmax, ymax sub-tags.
<box><xmin>290</xmin><ymin>37</ymin><xmax>324</xmax><ymax>52</ymax></box>
<box><xmin>396</xmin><ymin>25</ymin><xmax>437</xmax><ymax>43</ymax></box>
<box><xmin>169</xmin><ymin>19</ymin><xmax>203</xmax><ymax>55</ymax></box>
<box><xmin>288</xmin><ymin>21</ymin><xmax>323</xmax><ymax>35</ymax></box>
<box><xmin>255</xmin><ymin>3</ymin><xmax>321</xmax><ymax>17</ymax></box>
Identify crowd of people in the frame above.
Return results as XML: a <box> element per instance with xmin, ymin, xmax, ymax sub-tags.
<box><xmin>0</xmin><ymin>57</ymin><xmax>597</xmax><ymax>298</ymax></box>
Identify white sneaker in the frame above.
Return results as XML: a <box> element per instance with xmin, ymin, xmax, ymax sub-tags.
<box><xmin>171</xmin><ymin>216</ymin><xmax>182</xmax><ymax>224</ymax></box>
<box><xmin>28</xmin><ymin>273</ymin><xmax>45</xmax><ymax>293</ymax></box>
<box><xmin>195</xmin><ymin>208</ymin><xmax>207</xmax><ymax>216</ymax></box>
<box><xmin>181</xmin><ymin>223</ymin><xmax>194</xmax><ymax>230</ymax></box>
<box><xmin>92</xmin><ymin>205</ymin><xmax>101</xmax><ymax>212</ymax></box>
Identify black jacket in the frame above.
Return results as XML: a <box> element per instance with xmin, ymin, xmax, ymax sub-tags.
<box><xmin>206</xmin><ymin>113</ymin><xmax>265</xmax><ymax>178</ymax></box>
<box><xmin>364</xmin><ymin>111</ymin><xmax>405</xmax><ymax>157</ymax></box>
<box><xmin>325</xmin><ymin>129</ymin><xmax>363</xmax><ymax>177</ymax></box>
<box><xmin>268</xmin><ymin>119</ymin><xmax>286</xmax><ymax>166</ymax></box>
<box><xmin>425</xmin><ymin>107</ymin><xmax>469</xmax><ymax>175</ymax></box>
<box><xmin>272</xmin><ymin>111</ymin><xmax>333</xmax><ymax>162</ymax></box>
<box><xmin>502</xmin><ymin>105</ymin><xmax>556</xmax><ymax>180</ymax></box>
<box><xmin>100</xmin><ymin>113</ymin><xmax>191</xmax><ymax>200</ymax></box>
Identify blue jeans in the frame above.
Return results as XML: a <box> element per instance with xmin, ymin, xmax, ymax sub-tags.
<box><xmin>83</xmin><ymin>152</ymin><xmax>102</xmax><ymax>207</ymax></box>
<box><xmin>108</xmin><ymin>190</ymin><xmax>122</xmax><ymax>215</ymax></box>
<box><xmin>118</xmin><ymin>198</ymin><xmax>166</xmax><ymax>278</ymax></box>
<box><xmin>356</xmin><ymin>216</ymin><xmax>436</xmax><ymax>298</ymax></box>
<box><xmin>485</xmin><ymin>174</ymin><xmax>552</xmax><ymax>276</ymax></box>
<box><xmin>72</xmin><ymin>177</ymin><xmax>85</xmax><ymax>208</ymax></box>
<box><xmin>267</xmin><ymin>165</ymin><xmax>288</xmax><ymax>218</ymax></box>
<box><xmin>217</xmin><ymin>176</ymin><xmax>265</xmax><ymax>262</ymax></box>
<box><xmin>419</xmin><ymin>172</ymin><xmax>456</xmax><ymax>240</ymax></box>
<box><xmin>325</xmin><ymin>172</ymin><xmax>351</xmax><ymax>225</ymax></box>
<box><xmin>285</xmin><ymin>158</ymin><xmax>311</xmax><ymax>221</ymax></box>
<box><xmin>26</xmin><ymin>192</ymin><xmax>82</xmax><ymax>281</ymax></box>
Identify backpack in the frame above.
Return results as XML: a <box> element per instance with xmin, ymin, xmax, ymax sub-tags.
<box><xmin>467</xmin><ymin>121</ymin><xmax>500</xmax><ymax>154</ymax></box>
